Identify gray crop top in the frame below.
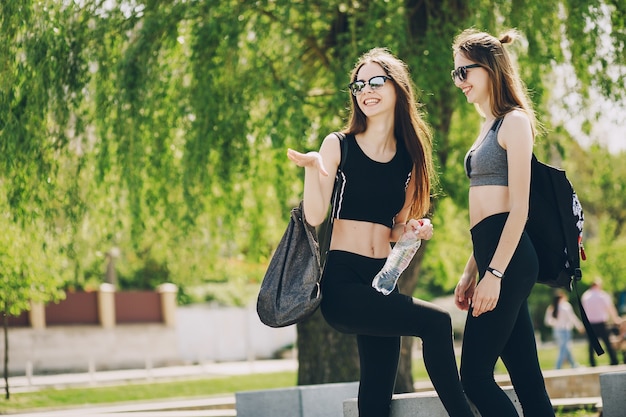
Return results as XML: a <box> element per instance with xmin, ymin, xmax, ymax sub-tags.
<box><xmin>464</xmin><ymin>118</ymin><xmax>508</xmax><ymax>187</ymax></box>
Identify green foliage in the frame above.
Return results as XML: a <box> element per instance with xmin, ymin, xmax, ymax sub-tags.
<box><xmin>583</xmin><ymin>215</ymin><xmax>626</xmax><ymax>292</ymax></box>
<box><xmin>0</xmin><ymin>0</ymin><xmax>625</xmax><ymax>316</ymax></box>
<box><xmin>0</xmin><ymin>205</ymin><xmax>68</xmax><ymax>315</ymax></box>
<box><xmin>418</xmin><ymin>198</ymin><xmax>473</xmax><ymax>296</ymax></box>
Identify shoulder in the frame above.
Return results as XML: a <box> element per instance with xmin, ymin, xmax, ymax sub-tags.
<box><xmin>320</xmin><ymin>131</ymin><xmax>345</xmax><ymax>151</ymax></box>
<box><xmin>321</xmin><ymin>131</ymin><xmax>344</xmax><ymax>144</ymax></box>
<box><xmin>498</xmin><ymin>110</ymin><xmax>533</xmax><ymax>151</ymax></box>
<box><xmin>319</xmin><ymin>132</ymin><xmax>346</xmax><ymax>168</ymax></box>
<box><xmin>500</xmin><ymin>110</ymin><xmax>532</xmax><ymax>135</ymax></box>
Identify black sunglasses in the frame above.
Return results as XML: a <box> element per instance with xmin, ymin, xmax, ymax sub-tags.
<box><xmin>451</xmin><ymin>64</ymin><xmax>481</xmax><ymax>82</ymax></box>
<box><xmin>349</xmin><ymin>75</ymin><xmax>392</xmax><ymax>96</ymax></box>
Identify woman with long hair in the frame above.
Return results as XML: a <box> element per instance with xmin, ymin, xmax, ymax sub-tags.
<box><xmin>452</xmin><ymin>29</ymin><xmax>555</xmax><ymax>416</ymax></box>
<box><xmin>288</xmin><ymin>47</ymin><xmax>473</xmax><ymax>417</ymax></box>
<box><xmin>545</xmin><ymin>290</ymin><xmax>585</xmax><ymax>369</ymax></box>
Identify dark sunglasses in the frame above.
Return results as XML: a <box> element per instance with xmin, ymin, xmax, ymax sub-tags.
<box><xmin>451</xmin><ymin>64</ymin><xmax>481</xmax><ymax>82</ymax></box>
<box><xmin>349</xmin><ymin>75</ymin><xmax>392</xmax><ymax>96</ymax></box>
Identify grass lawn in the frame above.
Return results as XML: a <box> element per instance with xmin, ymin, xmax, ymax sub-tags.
<box><xmin>411</xmin><ymin>340</ymin><xmax>593</xmax><ymax>381</ymax></box>
<box><xmin>0</xmin><ymin>342</ymin><xmax>603</xmax><ymax>415</ymax></box>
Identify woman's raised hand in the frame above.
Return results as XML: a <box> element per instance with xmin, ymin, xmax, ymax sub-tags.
<box><xmin>287</xmin><ymin>149</ymin><xmax>329</xmax><ymax>176</ymax></box>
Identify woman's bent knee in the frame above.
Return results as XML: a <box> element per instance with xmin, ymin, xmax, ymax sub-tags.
<box><xmin>431</xmin><ymin>308</ymin><xmax>452</xmax><ymax>331</ymax></box>
<box><xmin>420</xmin><ymin>308</ymin><xmax>453</xmax><ymax>340</ymax></box>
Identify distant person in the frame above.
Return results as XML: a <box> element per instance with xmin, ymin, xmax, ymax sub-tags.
<box><xmin>615</xmin><ymin>317</ymin><xmax>626</xmax><ymax>364</ymax></box>
<box><xmin>581</xmin><ymin>279</ymin><xmax>622</xmax><ymax>366</ymax></box>
<box><xmin>544</xmin><ymin>290</ymin><xmax>585</xmax><ymax>369</ymax></box>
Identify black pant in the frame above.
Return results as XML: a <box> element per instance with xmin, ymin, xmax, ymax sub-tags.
<box><xmin>460</xmin><ymin>213</ymin><xmax>554</xmax><ymax>417</ymax></box>
<box><xmin>588</xmin><ymin>322</ymin><xmax>619</xmax><ymax>366</ymax></box>
<box><xmin>321</xmin><ymin>250</ymin><xmax>473</xmax><ymax>417</ymax></box>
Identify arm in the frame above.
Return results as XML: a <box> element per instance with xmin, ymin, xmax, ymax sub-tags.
<box><xmin>567</xmin><ymin>304</ymin><xmax>585</xmax><ymax>333</ymax></box>
<box><xmin>455</xmin><ymin>253</ymin><xmax>478</xmax><ymax>311</ymax></box>
<box><xmin>470</xmin><ymin>111</ymin><xmax>533</xmax><ymax>316</ymax></box>
<box><xmin>286</xmin><ymin>133</ymin><xmax>341</xmax><ymax>226</ymax></box>
<box><xmin>488</xmin><ymin>110</ymin><xmax>534</xmax><ymax>276</ymax></box>
<box><xmin>544</xmin><ymin>306</ymin><xmax>556</xmax><ymax>327</ymax></box>
<box><xmin>605</xmin><ymin>294</ymin><xmax>623</xmax><ymax>324</ymax></box>
<box><xmin>391</xmin><ymin>174</ymin><xmax>433</xmax><ymax>242</ymax></box>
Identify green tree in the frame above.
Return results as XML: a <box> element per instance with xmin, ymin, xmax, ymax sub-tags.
<box><xmin>0</xmin><ymin>0</ymin><xmax>87</xmax><ymax>397</ymax></box>
<box><xmin>0</xmin><ymin>214</ymin><xmax>69</xmax><ymax>398</ymax></box>
<box><xmin>1</xmin><ymin>0</ymin><xmax>625</xmax><ymax>397</ymax></box>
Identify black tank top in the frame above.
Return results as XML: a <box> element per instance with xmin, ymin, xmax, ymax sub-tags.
<box><xmin>332</xmin><ymin>134</ymin><xmax>413</xmax><ymax>228</ymax></box>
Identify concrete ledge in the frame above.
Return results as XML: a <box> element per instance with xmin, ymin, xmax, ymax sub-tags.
<box><xmin>236</xmin><ymin>381</ymin><xmax>359</xmax><ymax>417</ymax></box>
<box><xmin>343</xmin><ymin>386</ymin><xmax>521</xmax><ymax>417</ymax></box>
<box><xmin>412</xmin><ymin>364</ymin><xmax>626</xmax><ymax>400</ymax></box>
<box><xmin>551</xmin><ymin>396</ymin><xmax>602</xmax><ymax>411</ymax></box>
<box><xmin>541</xmin><ymin>364</ymin><xmax>626</xmax><ymax>399</ymax></box>
<box><xmin>600</xmin><ymin>370</ymin><xmax>626</xmax><ymax>417</ymax></box>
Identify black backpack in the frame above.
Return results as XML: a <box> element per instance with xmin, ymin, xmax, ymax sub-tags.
<box><xmin>526</xmin><ymin>154</ymin><xmax>604</xmax><ymax>355</ymax></box>
<box><xmin>526</xmin><ymin>154</ymin><xmax>585</xmax><ymax>291</ymax></box>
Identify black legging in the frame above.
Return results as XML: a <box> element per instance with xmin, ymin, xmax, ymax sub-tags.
<box><xmin>461</xmin><ymin>212</ymin><xmax>554</xmax><ymax>417</ymax></box>
<box><xmin>321</xmin><ymin>250</ymin><xmax>473</xmax><ymax>417</ymax></box>
<box><xmin>587</xmin><ymin>322</ymin><xmax>619</xmax><ymax>366</ymax></box>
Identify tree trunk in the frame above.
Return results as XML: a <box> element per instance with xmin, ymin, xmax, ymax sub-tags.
<box><xmin>298</xmin><ymin>215</ymin><xmax>360</xmax><ymax>385</ymax></box>
<box><xmin>297</xmin><ymin>308</ymin><xmax>359</xmax><ymax>385</ymax></box>
<box><xmin>3</xmin><ymin>306</ymin><xmax>9</xmax><ymax>400</ymax></box>
<box><xmin>394</xmin><ymin>242</ymin><xmax>428</xmax><ymax>393</ymax></box>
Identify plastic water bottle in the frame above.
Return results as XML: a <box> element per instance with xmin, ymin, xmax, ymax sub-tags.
<box><xmin>372</xmin><ymin>229</ymin><xmax>422</xmax><ymax>295</ymax></box>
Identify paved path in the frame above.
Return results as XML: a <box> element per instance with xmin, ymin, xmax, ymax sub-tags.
<box><xmin>4</xmin><ymin>359</ymin><xmax>298</xmax><ymax>392</ymax></box>
<box><xmin>7</xmin><ymin>397</ymin><xmax>237</xmax><ymax>416</ymax></box>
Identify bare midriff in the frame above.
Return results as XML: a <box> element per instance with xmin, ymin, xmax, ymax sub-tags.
<box><xmin>468</xmin><ymin>185</ymin><xmax>510</xmax><ymax>228</ymax></box>
<box><xmin>330</xmin><ymin>219</ymin><xmax>393</xmax><ymax>259</ymax></box>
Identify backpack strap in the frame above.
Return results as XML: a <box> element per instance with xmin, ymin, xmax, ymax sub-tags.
<box><xmin>329</xmin><ymin>132</ymin><xmax>348</xmax><ymax>220</ymax></box>
<box><xmin>573</xmin><ymin>280</ymin><xmax>606</xmax><ymax>356</ymax></box>
<box><xmin>319</xmin><ymin>132</ymin><xmax>348</xmax><ymax>271</ymax></box>
<box><xmin>490</xmin><ymin>118</ymin><xmax>504</xmax><ymax>133</ymax></box>
<box><xmin>334</xmin><ymin>132</ymin><xmax>348</xmax><ymax>172</ymax></box>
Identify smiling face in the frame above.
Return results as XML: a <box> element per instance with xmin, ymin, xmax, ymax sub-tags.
<box><xmin>353</xmin><ymin>62</ymin><xmax>396</xmax><ymax>119</ymax></box>
<box><xmin>453</xmin><ymin>53</ymin><xmax>490</xmax><ymax>109</ymax></box>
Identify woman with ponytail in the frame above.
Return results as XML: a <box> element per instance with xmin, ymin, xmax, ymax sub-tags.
<box><xmin>451</xmin><ymin>29</ymin><xmax>555</xmax><ymax>416</ymax></box>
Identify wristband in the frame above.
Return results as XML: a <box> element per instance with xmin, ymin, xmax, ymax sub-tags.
<box><xmin>486</xmin><ymin>266</ymin><xmax>504</xmax><ymax>278</ymax></box>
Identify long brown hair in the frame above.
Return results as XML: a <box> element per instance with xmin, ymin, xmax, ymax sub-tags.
<box><xmin>551</xmin><ymin>294</ymin><xmax>561</xmax><ymax>319</ymax></box>
<box><xmin>452</xmin><ymin>28</ymin><xmax>539</xmax><ymax>136</ymax></box>
<box><xmin>345</xmin><ymin>47</ymin><xmax>434</xmax><ymax>218</ymax></box>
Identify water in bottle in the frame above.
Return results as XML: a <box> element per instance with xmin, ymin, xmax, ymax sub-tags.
<box><xmin>372</xmin><ymin>230</ymin><xmax>422</xmax><ymax>295</ymax></box>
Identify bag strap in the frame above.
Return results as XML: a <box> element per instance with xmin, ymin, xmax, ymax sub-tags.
<box><xmin>319</xmin><ymin>132</ymin><xmax>348</xmax><ymax>271</ymax></box>
<box><xmin>573</xmin><ymin>279</ymin><xmax>605</xmax><ymax>356</ymax></box>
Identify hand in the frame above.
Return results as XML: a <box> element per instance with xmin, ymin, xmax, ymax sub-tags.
<box><xmin>454</xmin><ymin>274</ymin><xmax>476</xmax><ymax>311</ymax></box>
<box><xmin>287</xmin><ymin>149</ymin><xmax>329</xmax><ymax>176</ymax></box>
<box><xmin>470</xmin><ymin>274</ymin><xmax>501</xmax><ymax>317</ymax></box>
<box><xmin>406</xmin><ymin>218</ymin><xmax>433</xmax><ymax>240</ymax></box>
